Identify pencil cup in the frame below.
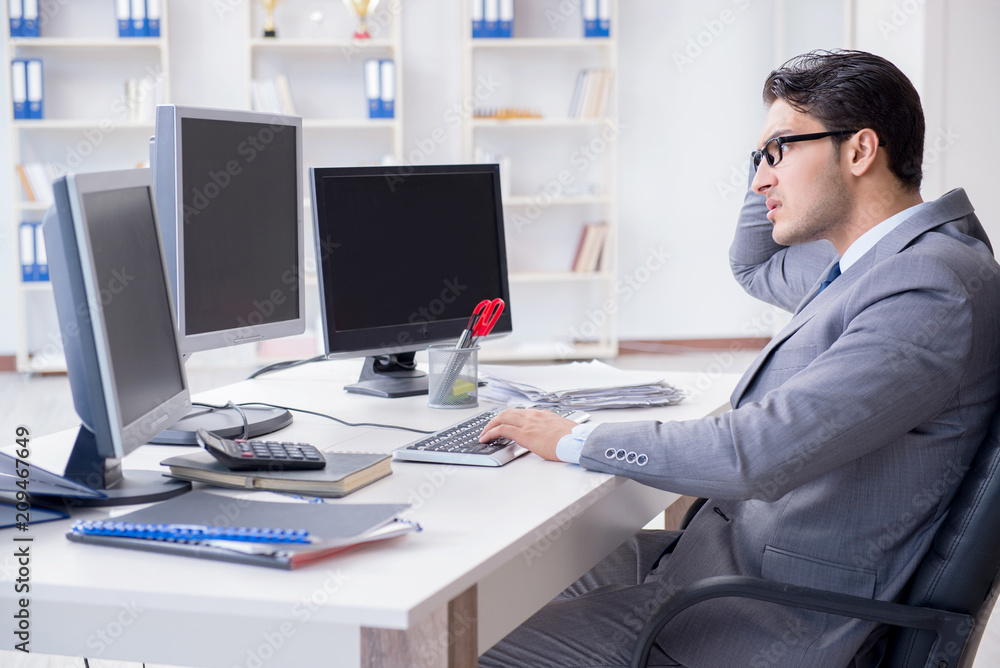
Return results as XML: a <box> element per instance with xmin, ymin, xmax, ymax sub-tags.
<box><xmin>427</xmin><ymin>344</ymin><xmax>479</xmax><ymax>409</ymax></box>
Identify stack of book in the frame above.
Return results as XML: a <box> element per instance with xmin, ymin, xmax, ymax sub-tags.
<box><xmin>160</xmin><ymin>449</ymin><xmax>392</xmax><ymax>498</ymax></box>
<box><xmin>572</xmin><ymin>222</ymin><xmax>609</xmax><ymax>273</ymax></box>
<box><xmin>16</xmin><ymin>162</ymin><xmax>55</xmax><ymax>203</ymax></box>
<box><xmin>125</xmin><ymin>74</ymin><xmax>167</xmax><ymax>122</ymax></box>
<box><xmin>473</xmin><ymin>146</ymin><xmax>511</xmax><ymax>198</ymax></box>
<box><xmin>568</xmin><ymin>68</ymin><xmax>614</xmax><ymax>119</ymax></box>
<box><xmin>251</xmin><ymin>74</ymin><xmax>297</xmax><ymax>115</ymax></box>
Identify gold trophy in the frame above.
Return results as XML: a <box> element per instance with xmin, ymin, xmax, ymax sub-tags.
<box><xmin>343</xmin><ymin>0</ymin><xmax>381</xmax><ymax>39</ymax></box>
<box><xmin>259</xmin><ymin>0</ymin><xmax>285</xmax><ymax>38</ymax></box>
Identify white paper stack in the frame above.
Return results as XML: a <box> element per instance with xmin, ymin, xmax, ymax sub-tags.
<box><xmin>478</xmin><ymin>360</ymin><xmax>688</xmax><ymax>410</ymax></box>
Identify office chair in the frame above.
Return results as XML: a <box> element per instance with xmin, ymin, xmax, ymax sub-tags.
<box><xmin>630</xmin><ymin>408</ymin><xmax>1000</xmax><ymax>668</ymax></box>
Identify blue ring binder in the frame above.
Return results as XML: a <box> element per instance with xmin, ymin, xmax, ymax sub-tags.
<box><xmin>70</xmin><ymin>520</ymin><xmax>312</xmax><ymax>544</ymax></box>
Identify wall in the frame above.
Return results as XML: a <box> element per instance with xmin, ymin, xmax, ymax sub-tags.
<box><xmin>1</xmin><ymin>0</ymin><xmax>998</xmax><ymax>360</ymax></box>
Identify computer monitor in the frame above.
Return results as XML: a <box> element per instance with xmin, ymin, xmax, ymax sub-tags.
<box><xmin>310</xmin><ymin>164</ymin><xmax>513</xmax><ymax>397</ymax></box>
<box><xmin>43</xmin><ymin>168</ymin><xmax>192</xmax><ymax>506</ymax></box>
<box><xmin>150</xmin><ymin>105</ymin><xmax>305</xmax><ymax>443</ymax></box>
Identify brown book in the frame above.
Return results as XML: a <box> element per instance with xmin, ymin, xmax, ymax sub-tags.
<box><xmin>160</xmin><ymin>450</ymin><xmax>392</xmax><ymax>497</ymax></box>
<box><xmin>16</xmin><ymin>164</ymin><xmax>35</xmax><ymax>202</ymax></box>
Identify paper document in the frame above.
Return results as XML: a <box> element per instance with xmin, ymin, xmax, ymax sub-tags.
<box><xmin>479</xmin><ymin>360</ymin><xmax>688</xmax><ymax>410</ymax></box>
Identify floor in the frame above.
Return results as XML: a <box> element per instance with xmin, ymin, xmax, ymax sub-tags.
<box><xmin>1</xmin><ymin>348</ymin><xmax>998</xmax><ymax>667</ymax></box>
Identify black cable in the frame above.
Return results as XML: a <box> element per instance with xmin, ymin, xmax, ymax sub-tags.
<box><xmin>246</xmin><ymin>354</ymin><xmax>328</xmax><ymax>380</ymax></box>
<box><xmin>192</xmin><ymin>401</ymin><xmax>435</xmax><ymax>435</ymax></box>
<box><xmin>224</xmin><ymin>400</ymin><xmax>249</xmax><ymax>439</ymax></box>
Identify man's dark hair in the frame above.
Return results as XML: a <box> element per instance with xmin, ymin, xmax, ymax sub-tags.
<box><xmin>763</xmin><ymin>49</ymin><xmax>924</xmax><ymax>191</ymax></box>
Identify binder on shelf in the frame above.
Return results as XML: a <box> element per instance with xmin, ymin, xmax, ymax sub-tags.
<box><xmin>11</xmin><ymin>60</ymin><xmax>27</xmax><ymax>119</ymax></box>
<box><xmin>25</xmin><ymin>59</ymin><xmax>43</xmax><ymax>119</ymax></box>
<box><xmin>470</xmin><ymin>0</ymin><xmax>484</xmax><ymax>38</ymax></box>
<box><xmin>146</xmin><ymin>0</ymin><xmax>161</xmax><ymax>37</ymax></box>
<box><xmin>583</xmin><ymin>0</ymin><xmax>599</xmax><ymax>37</ymax></box>
<box><xmin>498</xmin><ymin>0</ymin><xmax>513</xmax><ymax>38</ymax></box>
<box><xmin>34</xmin><ymin>222</ymin><xmax>48</xmax><ymax>281</ymax></box>
<box><xmin>115</xmin><ymin>0</ymin><xmax>130</xmax><ymax>37</ymax></box>
<box><xmin>130</xmin><ymin>0</ymin><xmax>147</xmax><ymax>37</ymax></box>
<box><xmin>21</xmin><ymin>0</ymin><xmax>37</xmax><ymax>37</ymax></box>
<box><xmin>19</xmin><ymin>222</ymin><xmax>35</xmax><ymax>283</ymax></box>
<box><xmin>364</xmin><ymin>59</ymin><xmax>381</xmax><ymax>118</ymax></box>
<box><xmin>8</xmin><ymin>0</ymin><xmax>22</xmax><ymax>37</ymax></box>
<box><xmin>379</xmin><ymin>59</ymin><xmax>395</xmax><ymax>119</ymax></box>
<box><xmin>597</xmin><ymin>0</ymin><xmax>610</xmax><ymax>37</ymax></box>
<box><xmin>483</xmin><ymin>0</ymin><xmax>499</xmax><ymax>38</ymax></box>
<box><xmin>274</xmin><ymin>74</ymin><xmax>296</xmax><ymax>115</ymax></box>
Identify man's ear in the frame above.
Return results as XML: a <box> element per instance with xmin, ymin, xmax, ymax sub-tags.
<box><xmin>847</xmin><ymin>128</ymin><xmax>881</xmax><ymax>177</ymax></box>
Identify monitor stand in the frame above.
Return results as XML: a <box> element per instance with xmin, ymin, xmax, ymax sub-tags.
<box><xmin>62</xmin><ymin>426</ymin><xmax>191</xmax><ymax>507</ymax></box>
<box><xmin>345</xmin><ymin>353</ymin><xmax>429</xmax><ymax>398</ymax></box>
<box><xmin>148</xmin><ymin>405</ymin><xmax>293</xmax><ymax>445</ymax></box>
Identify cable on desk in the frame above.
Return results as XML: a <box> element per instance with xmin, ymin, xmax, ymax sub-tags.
<box><xmin>194</xmin><ymin>401</ymin><xmax>436</xmax><ymax>435</ymax></box>
<box><xmin>246</xmin><ymin>355</ymin><xmax>329</xmax><ymax>380</ymax></box>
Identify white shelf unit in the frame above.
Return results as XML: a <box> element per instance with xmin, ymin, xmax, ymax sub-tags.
<box><xmin>4</xmin><ymin>0</ymin><xmax>171</xmax><ymax>374</ymax></box>
<box><xmin>461</xmin><ymin>1</ymin><xmax>619</xmax><ymax>362</ymax></box>
<box><xmin>244</xmin><ymin>2</ymin><xmax>403</xmax><ymax>362</ymax></box>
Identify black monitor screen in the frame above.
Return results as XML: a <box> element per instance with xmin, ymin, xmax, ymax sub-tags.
<box><xmin>180</xmin><ymin>117</ymin><xmax>299</xmax><ymax>335</ymax></box>
<box><xmin>83</xmin><ymin>186</ymin><xmax>186</xmax><ymax>426</ymax></box>
<box><xmin>317</xmin><ymin>170</ymin><xmax>507</xmax><ymax>337</ymax></box>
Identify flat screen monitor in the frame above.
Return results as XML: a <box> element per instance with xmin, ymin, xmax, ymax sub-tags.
<box><xmin>43</xmin><ymin>168</ymin><xmax>192</xmax><ymax>506</ymax></box>
<box><xmin>150</xmin><ymin>105</ymin><xmax>305</xmax><ymax>442</ymax></box>
<box><xmin>310</xmin><ymin>164</ymin><xmax>513</xmax><ymax>397</ymax></box>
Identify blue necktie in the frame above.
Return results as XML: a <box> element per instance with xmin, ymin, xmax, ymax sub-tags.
<box><xmin>818</xmin><ymin>263</ymin><xmax>841</xmax><ymax>294</ymax></box>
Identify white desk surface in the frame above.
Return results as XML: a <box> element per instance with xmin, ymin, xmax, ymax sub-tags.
<box><xmin>1</xmin><ymin>360</ymin><xmax>739</xmax><ymax>668</ymax></box>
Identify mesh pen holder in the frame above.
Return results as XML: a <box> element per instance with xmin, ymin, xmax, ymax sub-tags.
<box><xmin>427</xmin><ymin>344</ymin><xmax>479</xmax><ymax>409</ymax></box>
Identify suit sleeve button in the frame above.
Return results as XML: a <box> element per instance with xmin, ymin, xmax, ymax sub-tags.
<box><xmin>605</xmin><ymin>448</ymin><xmax>617</xmax><ymax>459</ymax></box>
<box><xmin>636</xmin><ymin>454</ymin><xmax>648</xmax><ymax>466</ymax></box>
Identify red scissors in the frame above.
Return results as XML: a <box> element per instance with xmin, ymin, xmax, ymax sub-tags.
<box><xmin>458</xmin><ymin>298</ymin><xmax>505</xmax><ymax>348</ymax></box>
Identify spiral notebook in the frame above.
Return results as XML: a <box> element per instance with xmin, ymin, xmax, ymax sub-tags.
<box><xmin>66</xmin><ymin>491</ymin><xmax>417</xmax><ymax>569</ymax></box>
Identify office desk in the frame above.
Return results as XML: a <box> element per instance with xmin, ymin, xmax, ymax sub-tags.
<box><xmin>2</xmin><ymin>360</ymin><xmax>740</xmax><ymax>668</ymax></box>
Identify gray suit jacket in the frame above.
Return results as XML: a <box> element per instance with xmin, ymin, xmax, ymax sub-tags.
<box><xmin>580</xmin><ymin>186</ymin><xmax>1000</xmax><ymax>667</ymax></box>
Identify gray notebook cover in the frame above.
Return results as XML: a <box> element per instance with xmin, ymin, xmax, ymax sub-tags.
<box><xmin>66</xmin><ymin>490</ymin><xmax>410</xmax><ymax>569</ymax></box>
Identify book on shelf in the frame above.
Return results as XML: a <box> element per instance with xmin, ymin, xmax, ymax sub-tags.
<box><xmin>66</xmin><ymin>490</ymin><xmax>419</xmax><ymax>570</ymax></box>
<box><xmin>251</xmin><ymin>75</ymin><xmax>296</xmax><ymax>115</ymax></box>
<box><xmin>125</xmin><ymin>73</ymin><xmax>166</xmax><ymax>122</ymax></box>
<box><xmin>572</xmin><ymin>222</ymin><xmax>609</xmax><ymax>273</ymax></box>
<box><xmin>160</xmin><ymin>449</ymin><xmax>392</xmax><ymax>498</ymax></box>
<box><xmin>16</xmin><ymin>162</ymin><xmax>55</xmax><ymax>203</ymax></box>
<box><xmin>568</xmin><ymin>68</ymin><xmax>613</xmax><ymax>119</ymax></box>
<box><xmin>583</xmin><ymin>0</ymin><xmax>611</xmax><ymax>37</ymax></box>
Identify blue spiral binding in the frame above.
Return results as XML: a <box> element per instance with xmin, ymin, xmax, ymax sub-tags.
<box><xmin>70</xmin><ymin>520</ymin><xmax>311</xmax><ymax>544</ymax></box>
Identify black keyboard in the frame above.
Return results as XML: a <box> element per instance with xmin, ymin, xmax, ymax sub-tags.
<box><xmin>392</xmin><ymin>407</ymin><xmax>590</xmax><ymax>467</ymax></box>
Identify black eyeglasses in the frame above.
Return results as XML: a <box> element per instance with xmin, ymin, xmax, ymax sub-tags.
<box><xmin>751</xmin><ymin>130</ymin><xmax>861</xmax><ymax>171</ymax></box>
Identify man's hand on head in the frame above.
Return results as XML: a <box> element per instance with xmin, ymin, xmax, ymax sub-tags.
<box><xmin>479</xmin><ymin>408</ymin><xmax>576</xmax><ymax>462</ymax></box>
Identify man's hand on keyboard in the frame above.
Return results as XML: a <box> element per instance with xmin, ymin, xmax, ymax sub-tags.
<box><xmin>478</xmin><ymin>408</ymin><xmax>576</xmax><ymax>462</ymax></box>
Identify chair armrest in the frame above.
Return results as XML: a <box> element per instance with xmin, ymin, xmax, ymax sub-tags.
<box><xmin>629</xmin><ymin>575</ymin><xmax>971</xmax><ymax>668</ymax></box>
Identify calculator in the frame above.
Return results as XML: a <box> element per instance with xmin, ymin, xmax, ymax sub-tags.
<box><xmin>195</xmin><ymin>428</ymin><xmax>327</xmax><ymax>471</ymax></box>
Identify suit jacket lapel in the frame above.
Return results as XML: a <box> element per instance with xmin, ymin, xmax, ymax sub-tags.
<box><xmin>729</xmin><ymin>189</ymin><xmax>978</xmax><ymax>408</ymax></box>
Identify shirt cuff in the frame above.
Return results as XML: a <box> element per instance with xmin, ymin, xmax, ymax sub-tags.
<box><xmin>555</xmin><ymin>422</ymin><xmax>598</xmax><ymax>464</ymax></box>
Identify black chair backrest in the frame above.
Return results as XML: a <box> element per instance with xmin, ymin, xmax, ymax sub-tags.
<box><xmin>882</xmin><ymin>407</ymin><xmax>1000</xmax><ymax>667</ymax></box>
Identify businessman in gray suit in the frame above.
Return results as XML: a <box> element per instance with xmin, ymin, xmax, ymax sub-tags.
<box><xmin>478</xmin><ymin>50</ymin><xmax>1000</xmax><ymax>667</ymax></box>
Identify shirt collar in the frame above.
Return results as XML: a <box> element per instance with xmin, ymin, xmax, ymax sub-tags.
<box><xmin>839</xmin><ymin>202</ymin><xmax>929</xmax><ymax>272</ymax></box>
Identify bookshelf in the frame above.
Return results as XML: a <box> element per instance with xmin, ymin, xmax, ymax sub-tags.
<box><xmin>244</xmin><ymin>2</ymin><xmax>403</xmax><ymax>361</ymax></box>
<box><xmin>460</xmin><ymin>0</ymin><xmax>620</xmax><ymax>361</ymax></box>
<box><xmin>4</xmin><ymin>0</ymin><xmax>171</xmax><ymax>373</ymax></box>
